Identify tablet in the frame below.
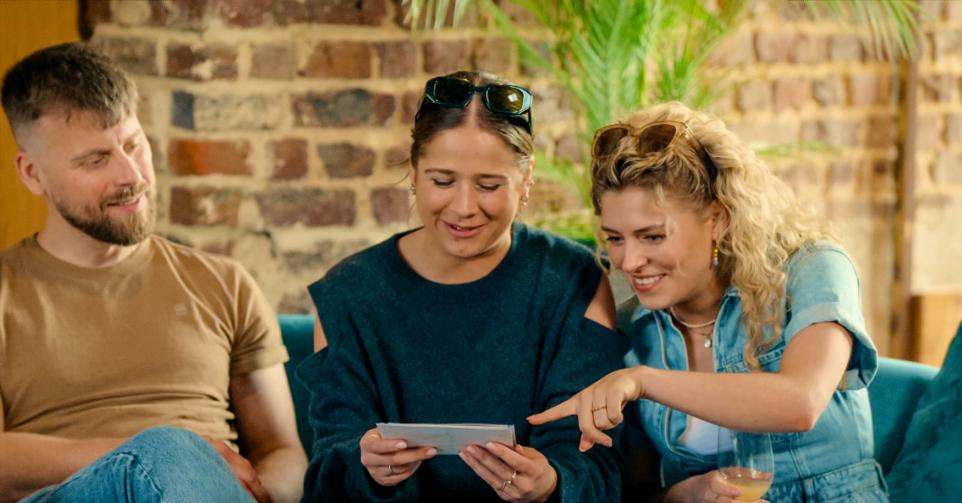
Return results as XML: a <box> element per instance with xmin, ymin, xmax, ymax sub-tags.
<box><xmin>376</xmin><ymin>423</ymin><xmax>516</xmax><ymax>455</ymax></box>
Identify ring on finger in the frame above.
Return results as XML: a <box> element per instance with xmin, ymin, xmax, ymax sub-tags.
<box><xmin>591</xmin><ymin>404</ymin><xmax>607</xmax><ymax>412</ymax></box>
<box><xmin>387</xmin><ymin>465</ymin><xmax>396</xmax><ymax>475</ymax></box>
<box><xmin>501</xmin><ymin>478</ymin><xmax>513</xmax><ymax>491</ymax></box>
<box><xmin>511</xmin><ymin>469</ymin><xmax>518</xmax><ymax>482</ymax></box>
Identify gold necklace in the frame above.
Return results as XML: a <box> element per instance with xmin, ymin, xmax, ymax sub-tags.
<box><xmin>670</xmin><ymin>307</ymin><xmax>716</xmax><ymax>348</ymax></box>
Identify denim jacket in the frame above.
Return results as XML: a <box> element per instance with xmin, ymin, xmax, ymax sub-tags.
<box><xmin>621</xmin><ymin>243</ymin><xmax>887</xmax><ymax>501</ymax></box>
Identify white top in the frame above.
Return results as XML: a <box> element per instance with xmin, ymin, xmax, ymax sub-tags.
<box><xmin>678</xmin><ymin>415</ymin><xmax>722</xmax><ymax>455</ymax></box>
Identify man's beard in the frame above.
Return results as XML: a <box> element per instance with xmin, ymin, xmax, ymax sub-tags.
<box><xmin>55</xmin><ymin>183</ymin><xmax>156</xmax><ymax>246</ymax></box>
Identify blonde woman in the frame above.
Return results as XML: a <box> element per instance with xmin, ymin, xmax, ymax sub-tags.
<box><xmin>529</xmin><ymin>102</ymin><xmax>885</xmax><ymax>502</ymax></box>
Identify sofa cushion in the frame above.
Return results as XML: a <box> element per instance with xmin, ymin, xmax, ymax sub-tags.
<box><xmin>869</xmin><ymin>357</ymin><xmax>937</xmax><ymax>473</ymax></box>
<box><xmin>886</xmin><ymin>321</ymin><xmax>962</xmax><ymax>499</ymax></box>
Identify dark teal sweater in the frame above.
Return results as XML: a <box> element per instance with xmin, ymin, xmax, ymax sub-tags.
<box><xmin>298</xmin><ymin>223</ymin><xmax>628</xmax><ymax>502</ymax></box>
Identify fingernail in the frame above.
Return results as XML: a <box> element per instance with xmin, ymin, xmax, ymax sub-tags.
<box><xmin>426</xmin><ymin>448</ymin><xmax>437</xmax><ymax>457</ymax></box>
<box><xmin>466</xmin><ymin>446</ymin><xmax>477</xmax><ymax>455</ymax></box>
<box><xmin>485</xmin><ymin>442</ymin><xmax>496</xmax><ymax>450</ymax></box>
<box><xmin>396</xmin><ymin>442</ymin><xmax>407</xmax><ymax>449</ymax></box>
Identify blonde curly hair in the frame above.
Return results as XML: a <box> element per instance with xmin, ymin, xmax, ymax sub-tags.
<box><xmin>591</xmin><ymin>101</ymin><xmax>830</xmax><ymax>369</ymax></box>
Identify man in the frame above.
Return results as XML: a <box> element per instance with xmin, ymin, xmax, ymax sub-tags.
<box><xmin>0</xmin><ymin>43</ymin><xmax>306</xmax><ymax>502</ymax></box>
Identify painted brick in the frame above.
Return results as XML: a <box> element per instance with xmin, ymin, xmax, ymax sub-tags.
<box><xmin>251</xmin><ymin>44</ymin><xmax>296</xmax><ymax>79</ymax></box>
<box><xmin>813</xmin><ymin>76</ymin><xmax>845</xmax><ymax>107</ymax></box>
<box><xmin>90</xmin><ymin>36</ymin><xmax>157</xmax><ymax>75</ymax></box>
<box><xmin>756</xmin><ymin>32</ymin><xmax>794</xmax><ymax>63</ymax></box>
<box><xmin>317</xmin><ymin>143</ymin><xmax>376</xmax><ymax>178</ymax></box>
<box><xmin>169</xmin><ymin>139</ymin><xmax>252</xmax><ymax>176</ymax></box>
<box><xmin>791</xmin><ymin>34</ymin><xmax>828</xmax><ymax>64</ymax></box>
<box><xmin>292</xmin><ymin>89</ymin><xmax>394</xmax><ymax>127</ymax></box>
<box><xmin>920</xmin><ymin>74</ymin><xmax>955</xmax><ymax>102</ymax></box>
<box><xmin>830</xmin><ymin>34</ymin><xmax>863</xmax><ymax>61</ymax></box>
<box><xmin>256</xmin><ymin>188</ymin><xmax>356</xmax><ymax>227</ymax></box>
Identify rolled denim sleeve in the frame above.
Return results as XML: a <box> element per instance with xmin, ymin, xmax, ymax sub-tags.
<box><xmin>783</xmin><ymin>244</ymin><xmax>878</xmax><ymax>389</ymax></box>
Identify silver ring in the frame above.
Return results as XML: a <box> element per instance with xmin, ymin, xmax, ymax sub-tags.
<box><xmin>501</xmin><ymin>479</ymin><xmax>512</xmax><ymax>491</ymax></box>
<box><xmin>388</xmin><ymin>464</ymin><xmax>396</xmax><ymax>475</ymax></box>
<box><xmin>511</xmin><ymin>470</ymin><xmax>518</xmax><ymax>481</ymax></box>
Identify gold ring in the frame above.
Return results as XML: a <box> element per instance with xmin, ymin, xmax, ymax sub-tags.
<box><xmin>591</xmin><ymin>405</ymin><xmax>607</xmax><ymax>412</ymax></box>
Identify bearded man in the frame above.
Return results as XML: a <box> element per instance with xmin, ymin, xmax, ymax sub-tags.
<box><xmin>0</xmin><ymin>43</ymin><xmax>306</xmax><ymax>503</ymax></box>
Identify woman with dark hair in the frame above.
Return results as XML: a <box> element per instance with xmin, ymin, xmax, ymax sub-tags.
<box><xmin>297</xmin><ymin>71</ymin><xmax>626</xmax><ymax>502</ymax></box>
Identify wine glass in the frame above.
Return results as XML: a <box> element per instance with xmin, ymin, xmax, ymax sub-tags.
<box><xmin>716</xmin><ymin>428</ymin><xmax>774</xmax><ymax>501</ymax></box>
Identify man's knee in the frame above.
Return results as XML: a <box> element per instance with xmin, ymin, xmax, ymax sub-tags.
<box><xmin>120</xmin><ymin>426</ymin><xmax>206</xmax><ymax>454</ymax></box>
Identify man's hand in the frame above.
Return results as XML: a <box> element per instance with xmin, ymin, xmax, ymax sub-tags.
<box><xmin>203</xmin><ymin>436</ymin><xmax>271</xmax><ymax>503</ymax></box>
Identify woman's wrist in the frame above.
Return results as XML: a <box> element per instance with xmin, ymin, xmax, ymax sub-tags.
<box><xmin>535</xmin><ymin>465</ymin><xmax>558</xmax><ymax>503</ymax></box>
<box><xmin>630</xmin><ymin>365</ymin><xmax>651</xmax><ymax>401</ymax></box>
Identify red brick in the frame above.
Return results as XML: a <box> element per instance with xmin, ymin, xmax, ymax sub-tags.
<box><xmin>736</xmin><ymin>80</ymin><xmax>771</xmax><ymax>112</ymax></box>
<box><xmin>215</xmin><ymin>0</ymin><xmax>271</xmax><ymax>28</ymax></box>
<box><xmin>848</xmin><ymin>74</ymin><xmax>883</xmax><ymax>107</ymax></box>
<box><xmin>472</xmin><ymin>38</ymin><xmax>514</xmax><ymax>75</ymax></box>
<box><xmin>317</xmin><ymin>143</ymin><xmax>376</xmax><ymax>178</ymax></box>
<box><xmin>271</xmin><ymin>139</ymin><xmax>308</xmax><ymax>180</ymax></box>
<box><xmin>423</xmin><ymin>40</ymin><xmax>470</xmax><ymax>74</ymax></box>
<box><xmin>273</xmin><ymin>0</ymin><xmax>312</xmax><ymax>24</ymax></box>
<box><xmin>90</xmin><ymin>37</ymin><xmax>157</xmax><ymax>76</ymax></box>
<box><xmin>395</xmin><ymin>0</ymin><xmax>481</xmax><ymax>29</ymax></box>
<box><xmin>301</xmin><ymin>41</ymin><xmax>372</xmax><ymax>79</ymax></box>
<box><xmin>830</xmin><ymin>35</ymin><xmax>863</xmax><ymax>62</ymax></box>
<box><xmin>866</xmin><ymin>116</ymin><xmax>896</xmax><ymax>148</ymax></box>
<box><xmin>791</xmin><ymin>34</ymin><xmax>828</xmax><ymax>64</ymax></box>
<box><xmin>773</xmin><ymin>77</ymin><xmax>810</xmax><ymax>112</ymax></box>
<box><xmin>251</xmin><ymin>44</ymin><xmax>296</xmax><ymax>79</ymax></box>
<box><xmin>169</xmin><ymin>139</ymin><xmax>252</xmax><ymax>176</ymax></box>
<box><xmin>386</xmin><ymin>144</ymin><xmax>411</xmax><ymax>169</ymax></box>
<box><xmin>371</xmin><ymin>187</ymin><xmax>410</xmax><ymax>224</ymax></box>
<box><xmin>147</xmin><ymin>0</ymin><xmax>211</xmax><ymax>29</ymax></box>
<box><xmin>292</xmin><ymin>90</ymin><xmax>395</xmax><ymax>127</ymax></box>
<box><xmin>812</xmin><ymin>76</ymin><xmax>845</xmax><ymax>107</ymax></box>
<box><xmin>257</xmin><ymin>188</ymin><xmax>356</xmax><ymax>227</ymax></box>
<box><xmin>169</xmin><ymin>186</ymin><xmax>242</xmax><ymax>226</ymax></box>
<box><xmin>166</xmin><ymin>43</ymin><xmax>237</xmax><ymax>80</ymax></box>
<box><xmin>707</xmin><ymin>31</ymin><xmax>754</xmax><ymax>67</ymax></box>
<box><xmin>312</xmin><ymin>0</ymin><xmax>387</xmax><ymax>25</ymax></box>
<box><xmin>177</xmin><ymin>93</ymin><xmax>281</xmax><ymax>131</ymax></box>
<box><xmin>755</xmin><ymin>32</ymin><xmax>793</xmax><ymax>63</ymax></box>
<box><xmin>920</xmin><ymin>74</ymin><xmax>955</xmax><ymax>102</ymax></box>
<box><xmin>376</xmin><ymin>41</ymin><xmax>416</xmax><ymax>78</ymax></box>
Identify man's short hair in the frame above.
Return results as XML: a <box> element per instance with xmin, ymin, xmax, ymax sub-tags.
<box><xmin>1</xmin><ymin>42</ymin><xmax>137</xmax><ymax>142</ymax></box>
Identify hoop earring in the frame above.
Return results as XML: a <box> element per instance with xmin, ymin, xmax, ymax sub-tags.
<box><xmin>520</xmin><ymin>193</ymin><xmax>529</xmax><ymax>207</ymax></box>
<box><xmin>711</xmin><ymin>245</ymin><xmax>720</xmax><ymax>269</ymax></box>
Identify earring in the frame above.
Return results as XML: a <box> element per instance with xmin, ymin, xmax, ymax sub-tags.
<box><xmin>409</xmin><ymin>184</ymin><xmax>416</xmax><ymax>196</ymax></box>
<box><xmin>711</xmin><ymin>245</ymin><xmax>720</xmax><ymax>268</ymax></box>
<box><xmin>520</xmin><ymin>193</ymin><xmax>529</xmax><ymax>207</ymax></box>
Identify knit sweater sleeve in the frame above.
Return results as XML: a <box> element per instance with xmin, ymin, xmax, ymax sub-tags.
<box><xmin>297</xmin><ymin>277</ymin><xmax>421</xmax><ymax>502</ymax></box>
<box><xmin>528</xmin><ymin>251</ymin><xmax>630</xmax><ymax>502</ymax></box>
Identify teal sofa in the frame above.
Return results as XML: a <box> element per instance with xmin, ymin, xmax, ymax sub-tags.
<box><xmin>277</xmin><ymin>314</ymin><xmax>940</xmax><ymax>477</ymax></box>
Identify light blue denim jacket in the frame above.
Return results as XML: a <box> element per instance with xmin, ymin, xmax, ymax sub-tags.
<box><xmin>621</xmin><ymin>243</ymin><xmax>888</xmax><ymax>502</ymax></box>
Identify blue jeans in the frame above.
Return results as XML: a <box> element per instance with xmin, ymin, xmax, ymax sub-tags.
<box><xmin>21</xmin><ymin>426</ymin><xmax>255</xmax><ymax>502</ymax></box>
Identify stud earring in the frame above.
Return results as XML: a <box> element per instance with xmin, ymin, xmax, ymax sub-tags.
<box><xmin>711</xmin><ymin>245</ymin><xmax>720</xmax><ymax>268</ymax></box>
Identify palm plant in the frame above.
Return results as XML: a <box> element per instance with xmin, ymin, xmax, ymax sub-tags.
<box><xmin>405</xmin><ymin>0</ymin><xmax>919</xmax><ymax>239</ymax></box>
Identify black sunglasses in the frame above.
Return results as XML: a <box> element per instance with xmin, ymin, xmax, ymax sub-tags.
<box><xmin>415</xmin><ymin>76</ymin><xmax>533</xmax><ymax>133</ymax></box>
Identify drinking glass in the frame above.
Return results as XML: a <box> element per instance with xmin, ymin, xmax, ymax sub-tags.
<box><xmin>716</xmin><ymin>428</ymin><xmax>774</xmax><ymax>501</ymax></box>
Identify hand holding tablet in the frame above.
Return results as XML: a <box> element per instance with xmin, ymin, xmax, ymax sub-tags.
<box><xmin>376</xmin><ymin>423</ymin><xmax>516</xmax><ymax>455</ymax></box>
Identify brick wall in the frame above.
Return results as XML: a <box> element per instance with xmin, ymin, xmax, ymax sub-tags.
<box><xmin>82</xmin><ymin>0</ymin><xmax>962</xmax><ymax>355</ymax></box>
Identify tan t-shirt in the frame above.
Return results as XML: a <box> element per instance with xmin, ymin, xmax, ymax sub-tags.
<box><xmin>0</xmin><ymin>235</ymin><xmax>288</xmax><ymax>444</ymax></box>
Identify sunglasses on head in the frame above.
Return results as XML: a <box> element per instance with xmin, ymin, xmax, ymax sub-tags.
<box><xmin>415</xmin><ymin>76</ymin><xmax>534</xmax><ymax>134</ymax></box>
<box><xmin>592</xmin><ymin>120</ymin><xmax>717</xmax><ymax>180</ymax></box>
